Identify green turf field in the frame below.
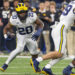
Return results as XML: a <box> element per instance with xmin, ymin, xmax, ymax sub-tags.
<box><xmin>0</xmin><ymin>56</ymin><xmax>75</xmax><ymax>75</ymax></box>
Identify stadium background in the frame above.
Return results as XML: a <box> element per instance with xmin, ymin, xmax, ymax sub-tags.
<box><xmin>0</xmin><ymin>0</ymin><xmax>75</xmax><ymax>75</ymax></box>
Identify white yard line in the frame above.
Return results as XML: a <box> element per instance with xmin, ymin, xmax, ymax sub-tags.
<box><xmin>0</xmin><ymin>55</ymin><xmax>31</xmax><ymax>58</ymax></box>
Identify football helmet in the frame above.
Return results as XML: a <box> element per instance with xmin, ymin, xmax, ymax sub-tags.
<box><xmin>15</xmin><ymin>3</ymin><xmax>28</xmax><ymax>21</ymax></box>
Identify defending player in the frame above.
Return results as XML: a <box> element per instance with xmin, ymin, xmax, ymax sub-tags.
<box><xmin>0</xmin><ymin>3</ymin><xmax>43</xmax><ymax>72</ymax></box>
<box><xmin>30</xmin><ymin>1</ymin><xmax>75</xmax><ymax>75</ymax></box>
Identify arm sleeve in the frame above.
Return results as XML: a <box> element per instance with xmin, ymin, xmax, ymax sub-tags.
<box><xmin>9</xmin><ymin>16</ymin><xmax>14</xmax><ymax>26</ymax></box>
<box><xmin>31</xmin><ymin>12</ymin><xmax>38</xmax><ymax>22</ymax></box>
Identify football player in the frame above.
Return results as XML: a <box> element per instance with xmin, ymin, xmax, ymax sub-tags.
<box><xmin>0</xmin><ymin>3</ymin><xmax>43</xmax><ymax>72</ymax></box>
<box><xmin>63</xmin><ymin>58</ymin><xmax>75</xmax><ymax>75</ymax></box>
<box><xmin>30</xmin><ymin>1</ymin><xmax>75</xmax><ymax>75</ymax></box>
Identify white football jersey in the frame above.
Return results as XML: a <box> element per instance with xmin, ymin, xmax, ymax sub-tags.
<box><xmin>60</xmin><ymin>1</ymin><xmax>75</xmax><ymax>28</ymax></box>
<box><xmin>10</xmin><ymin>11</ymin><xmax>37</xmax><ymax>38</ymax></box>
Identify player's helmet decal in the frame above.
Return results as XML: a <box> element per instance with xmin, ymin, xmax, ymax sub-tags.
<box><xmin>15</xmin><ymin>3</ymin><xmax>28</xmax><ymax>21</ymax></box>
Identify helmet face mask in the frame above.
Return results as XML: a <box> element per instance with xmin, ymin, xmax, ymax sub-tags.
<box><xmin>17</xmin><ymin>10</ymin><xmax>28</xmax><ymax>21</ymax></box>
<box><xmin>15</xmin><ymin>3</ymin><xmax>28</xmax><ymax>21</ymax></box>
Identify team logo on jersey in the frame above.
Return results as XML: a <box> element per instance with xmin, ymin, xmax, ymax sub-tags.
<box><xmin>43</xmin><ymin>13</ymin><xmax>46</xmax><ymax>16</ymax></box>
<box><xmin>73</xmin><ymin>8</ymin><xmax>75</xmax><ymax>14</ymax></box>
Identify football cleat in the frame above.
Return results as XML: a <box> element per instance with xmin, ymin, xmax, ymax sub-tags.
<box><xmin>30</xmin><ymin>58</ymin><xmax>41</xmax><ymax>73</ymax></box>
<box><xmin>41</xmin><ymin>67</ymin><xmax>55</xmax><ymax>75</ymax></box>
<box><xmin>0</xmin><ymin>64</ymin><xmax>8</xmax><ymax>72</ymax></box>
<box><xmin>30</xmin><ymin>58</ymin><xmax>35</xmax><ymax>66</ymax></box>
<box><xmin>63</xmin><ymin>65</ymin><xmax>73</xmax><ymax>75</ymax></box>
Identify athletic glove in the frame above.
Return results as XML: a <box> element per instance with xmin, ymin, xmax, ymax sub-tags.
<box><xmin>32</xmin><ymin>28</ymin><xmax>43</xmax><ymax>41</ymax></box>
<box><xmin>4</xmin><ymin>34</ymin><xmax>8</xmax><ymax>39</ymax></box>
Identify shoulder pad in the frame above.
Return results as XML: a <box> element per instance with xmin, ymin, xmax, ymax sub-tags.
<box><xmin>10</xmin><ymin>14</ymin><xmax>18</xmax><ymax>26</ymax></box>
<box><xmin>12</xmin><ymin>12</ymin><xmax>18</xmax><ymax>18</ymax></box>
<box><xmin>12</xmin><ymin>11</ymin><xmax>17</xmax><ymax>15</ymax></box>
<box><xmin>28</xmin><ymin>12</ymin><xmax>37</xmax><ymax>22</ymax></box>
<box><xmin>28</xmin><ymin>12</ymin><xmax>37</xmax><ymax>17</ymax></box>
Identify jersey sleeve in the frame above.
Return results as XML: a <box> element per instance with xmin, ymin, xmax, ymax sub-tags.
<box><xmin>9</xmin><ymin>16</ymin><xmax>14</xmax><ymax>26</ymax></box>
<box><xmin>9</xmin><ymin>12</ymin><xmax>17</xmax><ymax>26</ymax></box>
<box><xmin>29</xmin><ymin>12</ymin><xmax>38</xmax><ymax>23</ymax></box>
<box><xmin>32</xmin><ymin>13</ymin><xmax>37</xmax><ymax>22</ymax></box>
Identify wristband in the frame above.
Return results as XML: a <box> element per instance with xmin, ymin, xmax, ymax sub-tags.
<box><xmin>4</xmin><ymin>34</ymin><xmax>8</xmax><ymax>39</ymax></box>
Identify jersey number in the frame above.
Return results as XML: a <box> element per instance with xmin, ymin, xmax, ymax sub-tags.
<box><xmin>62</xmin><ymin>5</ymin><xmax>72</xmax><ymax>16</ymax></box>
<box><xmin>28</xmin><ymin>12</ymin><xmax>33</xmax><ymax>17</ymax></box>
<box><xmin>2</xmin><ymin>11</ymin><xmax>10</xmax><ymax>19</ymax></box>
<box><xmin>18</xmin><ymin>26</ymin><xmax>33</xmax><ymax>35</ymax></box>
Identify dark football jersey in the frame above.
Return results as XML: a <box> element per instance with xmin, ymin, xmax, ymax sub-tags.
<box><xmin>0</xmin><ymin>7</ymin><xmax>14</xmax><ymax>26</ymax></box>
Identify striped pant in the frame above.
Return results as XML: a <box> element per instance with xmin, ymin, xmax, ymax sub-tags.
<box><xmin>51</xmin><ymin>23</ymin><xmax>67</xmax><ymax>55</ymax></box>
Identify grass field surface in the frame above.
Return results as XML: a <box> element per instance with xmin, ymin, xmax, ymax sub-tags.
<box><xmin>0</xmin><ymin>56</ymin><xmax>75</xmax><ymax>75</ymax></box>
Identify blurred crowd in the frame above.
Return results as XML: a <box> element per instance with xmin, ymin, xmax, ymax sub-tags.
<box><xmin>0</xmin><ymin>0</ymin><xmax>74</xmax><ymax>55</ymax></box>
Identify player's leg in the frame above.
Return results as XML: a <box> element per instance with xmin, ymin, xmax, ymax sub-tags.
<box><xmin>35</xmin><ymin>24</ymin><xmax>65</xmax><ymax>61</ymax></box>
<box><xmin>40</xmin><ymin>25</ymin><xmax>67</xmax><ymax>75</ymax></box>
<box><xmin>41</xmin><ymin>54</ymin><xmax>66</xmax><ymax>75</ymax></box>
<box><xmin>41</xmin><ymin>58</ymin><xmax>61</xmax><ymax>75</ymax></box>
<box><xmin>27</xmin><ymin>39</ymin><xmax>39</xmax><ymax>58</ymax></box>
<box><xmin>63</xmin><ymin>58</ymin><xmax>75</xmax><ymax>75</ymax></box>
<box><xmin>31</xmin><ymin>24</ymin><xmax>67</xmax><ymax>73</ymax></box>
<box><xmin>26</xmin><ymin>38</ymin><xmax>40</xmax><ymax>72</ymax></box>
<box><xmin>40</xmin><ymin>24</ymin><xmax>66</xmax><ymax>60</ymax></box>
<box><xmin>0</xmin><ymin>34</ymin><xmax>26</xmax><ymax>71</ymax></box>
